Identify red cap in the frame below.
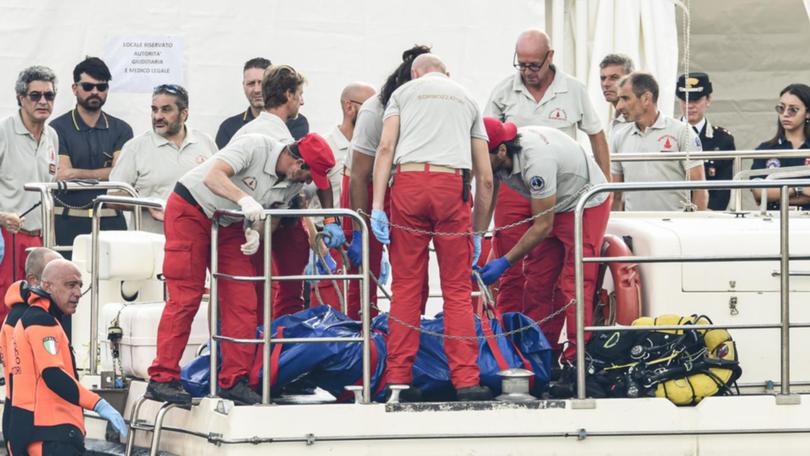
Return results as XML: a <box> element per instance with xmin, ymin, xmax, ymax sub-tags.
<box><xmin>483</xmin><ymin>117</ymin><xmax>518</xmax><ymax>152</ymax></box>
<box><xmin>296</xmin><ymin>133</ymin><xmax>335</xmax><ymax>190</ymax></box>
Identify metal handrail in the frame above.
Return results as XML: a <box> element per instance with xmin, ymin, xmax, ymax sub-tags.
<box><xmin>760</xmin><ymin>168</ymin><xmax>810</xmax><ymax>213</ymax></box>
<box><xmin>88</xmin><ymin>195</ymin><xmax>166</xmax><ymax>376</ymax></box>
<box><xmin>730</xmin><ymin>165</ymin><xmax>810</xmax><ymax>213</ymax></box>
<box><xmin>573</xmin><ymin>178</ymin><xmax>810</xmax><ymax>401</ymax></box>
<box><xmin>609</xmin><ymin>149</ymin><xmax>810</xmax><ymax>211</ymax></box>
<box><xmin>209</xmin><ymin>207</ymin><xmax>371</xmax><ymax>405</ymax></box>
<box><xmin>24</xmin><ymin>181</ymin><xmax>139</xmax><ymax>251</ymax></box>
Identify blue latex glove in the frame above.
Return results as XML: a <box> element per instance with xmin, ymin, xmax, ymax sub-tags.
<box><xmin>471</xmin><ymin>234</ymin><xmax>482</xmax><ymax>267</ymax></box>
<box><xmin>306</xmin><ymin>250</ymin><xmax>337</xmax><ymax>275</ymax></box>
<box><xmin>94</xmin><ymin>398</ymin><xmax>128</xmax><ymax>438</ymax></box>
<box><xmin>478</xmin><ymin>256</ymin><xmax>511</xmax><ymax>285</ymax></box>
<box><xmin>322</xmin><ymin>223</ymin><xmax>346</xmax><ymax>249</ymax></box>
<box><xmin>347</xmin><ymin>230</ymin><xmax>363</xmax><ymax>266</ymax></box>
<box><xmin>370</xmin><ymin>209</ymin><xmax>390</xmax><ymax>245</ymax></box>
<box><xmin>0</xmin><ymin>228</ymin><xmax>4</xmax><ymax>264</ymax></box>
<box><xmin>379</xmin><ymin>248</ymin><xmax>391</xmax><ymax>285</ymax></box>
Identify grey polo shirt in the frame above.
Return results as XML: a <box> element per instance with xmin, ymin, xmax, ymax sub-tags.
<box><xmin>496</xmin><ymin>126</ymin><xmax>608</xmax><ymax>212</ymax></box>
<box><xmin>110</xmin><ymin>127</ymin><xmax>216</xmax><ymax>232</ymax></box>
<box><xmin>610</xmin><ymin>114</ymin><xmax>703</xmax><ymax>211</ymax></box>
<box><xmin>347</xmin><ymin>96</ymin><xmax>385</xmax><ymax>171</ymax></box>
<box><xmin>231</xmin><ymin>111</ymin><xmax>294</xmax><ymax>144</ymax></box>
<box><xmin>0</xmin><ymin>112</ymin><xmax>58</xmax><ymax>231</ymax></box>
<box><xmin>179</xmin><ymin>133</ymin><xmax>300</xmax><ymax>227</ymax></box>
<box><xmin>385</xmin><ymin>72</ymin><xmax>487</xmax><ymax>170</ymax></box>
<box><xmin>485</xmin><ymin>68</ymin><xmax>602</xmax><ymax>138</ymax></box>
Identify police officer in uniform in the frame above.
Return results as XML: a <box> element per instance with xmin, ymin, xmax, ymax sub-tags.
<box><xmin>676</xmin><ymin>72</ymin><xmax>736</xmax><ymax>211</ymax></box>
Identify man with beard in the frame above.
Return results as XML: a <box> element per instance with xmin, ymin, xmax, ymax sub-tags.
<box><xmin>110</xmin><ymin>84</ymin><xmax>217</xmax><ymax>233</ymax></box>
<box><xmin>215</xmin><ymin>57</ymin><xmax>309</xmax><ymax>147</ymax></box>
<box><xmin>0</xmin><ymin>66</ymin><xmax>60</xmax><ymax>325</ymax></box>
<box><xmin>50</xmin><ymin>57</ymin><xmax>132</xmax><ymax>265</ymax></box>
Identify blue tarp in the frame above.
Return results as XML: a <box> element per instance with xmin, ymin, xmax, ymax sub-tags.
<box><xmin>181</xmin><ymin>305</ymin><xmax>552</xmax><ymax>401</ymax></box>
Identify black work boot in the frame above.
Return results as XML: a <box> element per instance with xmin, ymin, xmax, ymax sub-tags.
<box><xmin>145</xmin><ymin>379</ymin><xmax>192</xmax><ymax>405</ymax></box>
<box><xmin>219</xmin><ymin>378</ymin><xmax>262</xmax><ymax>405</ymax></box>
<box><xmin>456</xmin><ymin>385</ymin><xmax>493</xmax><ymax>401</ymax></box>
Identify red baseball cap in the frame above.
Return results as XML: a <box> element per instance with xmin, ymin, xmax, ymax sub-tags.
<box><xmin>296</xmin><ymin>133</ymin><xmax>335</xmax><ymax>190</ymax></box>
<box><xmin>483</xmin><ymin>117</ymin><xmax>518</xmax><ymax>152</ymax></box>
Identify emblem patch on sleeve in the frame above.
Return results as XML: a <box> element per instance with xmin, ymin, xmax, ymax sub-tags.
<box><xmin>242</xmin><ymin>176</ymin><xmax>257</xmax><ymax>190</ymax></box>
<box><xmin>530</xmin><ymin>176</ymin><xmax>545</xmax><ymax>191</ymax></box>
<box><xmin>43</xmin><ymin>336</ymin><xmax>58</xmax><ymax>355</ymax></box>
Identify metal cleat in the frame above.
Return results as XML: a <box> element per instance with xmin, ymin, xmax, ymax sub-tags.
<box><xmin>386</xmin><ymin>384</ymin><xmax>410</xmax><ymax>404</ymax></box>
<box><xmin>344</xmin><ymin>385</ymin><xmax>364</xmax><ymax>404</ymax></box>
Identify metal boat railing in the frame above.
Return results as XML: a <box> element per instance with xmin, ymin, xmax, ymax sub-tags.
<box><xmin>209</xmin><ymin>208</ymin><xmax>371</xmax><ymax>405</ymax></box>
<box><xmin>88</xmin><ymin>195</ymin><xmax>166</xmax><ymax>376</ymax></box>
<box><xmin>573</xmin><ymin>178</ymin><xmax>810</xmax><ymax>403</ymax></box>
<box><xmin>24</xmin><ymin>181</ymin><xmax>140</xmax><ymax>252</ymax></box>
<box><xmin>610</xmin><ymin>149</ymin><xmax>810</xmax><ymax>211</ymax></box>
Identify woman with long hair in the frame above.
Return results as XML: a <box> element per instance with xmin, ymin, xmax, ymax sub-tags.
<box><xmin>751</xmin><ymin>83</ymin><xmax>810</xmax><ymax>210</ymax></box>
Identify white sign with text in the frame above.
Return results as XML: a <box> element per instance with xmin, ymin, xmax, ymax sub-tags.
<box><xmin>104</xmin><ymin>35</ymin><xmax>185</xmax><ymax>93</ymax></box>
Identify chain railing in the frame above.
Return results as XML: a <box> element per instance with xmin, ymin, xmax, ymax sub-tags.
<box><xmin>573</xmin><ymin>178</ymin><xmax>810</xmax><ymax>403</ymax></box>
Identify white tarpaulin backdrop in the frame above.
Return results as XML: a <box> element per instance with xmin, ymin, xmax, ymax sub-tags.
<box><xmin>0</xmin><ymin>0</ymin><xmax>680</xmax><ymax>145</ymax></box>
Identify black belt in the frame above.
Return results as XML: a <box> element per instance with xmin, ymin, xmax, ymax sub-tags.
<box><xmin>174</xmin><ymin>182</ymin><xmax>205</xmax><ymax>214</ymax></box>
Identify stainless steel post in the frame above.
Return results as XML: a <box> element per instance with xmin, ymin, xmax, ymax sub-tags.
<box><xmin>89</xmin><ymin>207</ymin><xmax>101</xmax><ymax>375</ymax></box>
<box><xmin>573</xmin><ymin>188</ymin><xmax>591</xmax><ymax>400</ymax></box>
<box><xmin>360</xmin><ymin>218</ymin><xmax>371</xmax><ymax>403</ymax></box>
<box><xmin>261</xmin><ymin>216</ymin><xmax>273</xmax><ymax>404</ymax></box>
<box><xmin>779</xmin><ymin>185</ymin><xmax>790</xmax><ymax>395</ymax></box>
<box><xmin>733</xmin><ymin>157</ymin><xmax>742</xmax><ymax>211</ymax></box>
<box><xmin>209</xmin><ymin>220</ymin><xmax>220</xmax><ymax>398</ymax></box>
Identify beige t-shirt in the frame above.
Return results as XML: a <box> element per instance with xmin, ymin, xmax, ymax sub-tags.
<box><xmin>496</xmin><ymin>126</ymin><xmax>608</xmax><ymax>212</ymax></box>
<box><xmin>180</xmin><ymin>133</ymin><xmax>300</xmax><ymax>227</ymax></box>
<box><xmin>610</xmin><ymin>114</ymin><xmax>703</xmax><ymax>211</ymax></box>
<box><xmin>385</xmin><ymin>72</ymin><xmax>487</xmax><ymax>170</ymax></box>
<box><xmin>485</xmin><ymin>68</ymin><xmax>602</xmax><ymax>139</ymax></box>
<box><xmin>346</xmin><ymin>97</ymin><xmax>385</xmax><ymax>171</ymax></box>
<box><xmin>231</xmin><ymin>111</ymin><xmax>294</xmax><ymax>144</ymax></box>
<box><xmin>0</xmin><ymin>112</ymin><xmax>58</xmax><ymax>231</ymax></box>
<box><xmin>110</xmin><ymin>127</ymin><xmax>216</xmax><ymax>232</ymax></box>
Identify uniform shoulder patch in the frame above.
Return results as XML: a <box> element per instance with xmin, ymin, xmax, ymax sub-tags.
<box><xmin>529</xmin><ymin>176</ymin><xmax>545</xmax><ymax>191</ymax></box>
<box><xmin>42</xmin><ymin>336</ymin><xmax>58</xmax><ymax>355</ymax></box>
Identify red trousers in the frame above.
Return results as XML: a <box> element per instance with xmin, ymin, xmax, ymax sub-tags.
<box><xmin>149</xmin><ymin>193</ymin><xmax>257</xmax><ymax>389</ymax></box>
<box><xmin>0</xmin><ymin>230</ymin><xmax>42</xmax><ymax>323</ymax></box>
<box><xmin>492</xmin><ymin>185</ymin><xmax>531</xmax><ymax>311</ymax></box>
<box><xmin>251</xmin><ymin>220</ymin><xmax>310</xmax><ymax>322</ymax></box>
<box><xmin>386</xmin><ymin>169</ymin><xmax>479</xmax><ymax>389</ymax></box>
<box><xmin>522</xmin><ymin>198</ymin><xmax>610</xmax><ymax>360</ymax></box>
<box><xmin>339</xmin><ymin>174</ymin><xmax>429</xmax><ymax>319</ymax></box>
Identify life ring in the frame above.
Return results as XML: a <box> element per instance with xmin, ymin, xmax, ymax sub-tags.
<box><xmin>632</xmin><ymin>314</ymin><xmax>742</xmax><ymax>405</ymax></box>
<box><xmin>597</xmin><ymin>234</ymin><xmax>642</xmax><ymax>325</ymax></box>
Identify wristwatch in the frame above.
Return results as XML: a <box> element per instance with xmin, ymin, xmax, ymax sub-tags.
<box><xmin>794</xmin><ymin>187</ymin><xmax>803</xmax><ymax>198</ymax></box>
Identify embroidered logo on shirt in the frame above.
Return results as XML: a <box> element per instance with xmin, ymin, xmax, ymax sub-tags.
<box><xmin>805</xmin><ymin>158</ymin><xmax>810</xmax><ymax>166</ymax></box>
<box><xmin>658</xmin><ymin>135</ymin><xmax>676</xmax><ymax>151</ymax></box>
<box><xmin>529</xmin><ymin>176</ymin><xmax>545</xmax><ymax>191</ymax></box>
<box><xmin>766</xmin><ymin>158</ymin><xmax>781</xmax><ymax>169</ymax></box>
<box><xmin>548</xmin><ymin>108</ymin><xmax>567</xmax><ymax>121</ymax></box>
<box><xmin>196</xmin><ymin>155</ymin><xmax>207</xmax><ymax>164</ymax></box>
<box><xmin>242</xmin><ymin>176</ymin><xmax>257</xmax><ymax>191</ymax></box>
<box><xmin>43</xmin><ymin>336</ymin><xmax>58</xmax><ymax>355</ymax></box>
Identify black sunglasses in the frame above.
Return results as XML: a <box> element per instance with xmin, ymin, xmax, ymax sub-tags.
<box><xmin>27</xmin><ymin>91</ymin><xmax>56</xmax><ymax>102</ymax></box>
<box><xmin>79</xmin><ymin>82</ymin><xmax>109</xmax><ymax>92</ymax></box>
<box><xmin>154</xmin><ymin>84</ymin><xmax>186</xmax><ymax>95</ymax></box>
<box><xmin>512</xmin><ymin>51</ymin><xmax>551</xmax><ymax>72</ymax></box>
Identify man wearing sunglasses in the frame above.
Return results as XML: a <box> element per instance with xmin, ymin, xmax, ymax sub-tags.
<box><xmin>484</xmin><ymin>29</ymin><xmax>609</xmax><ymax>314</ymax></box>
<box><xmin>676</xmin><ymin>72</ymin><xmax>736</xmax><ymax>211</ymax></box>
<box><xmin>49</xmin><ymin>58</ymin><xmax>132</xmax><ymax>264</ymax></box>
<box><xmin>215</xmin><ymin>57</ymin><xmax>310</xmax><ymax>148</ymax></box>
<box><xmin>110</xmin><ymin>84</ymin><xmax>217</xmax><ymax>233</ymax></box>
<box><xmin>0</xmin><ymin>65</ymin><xmax>60</xmax><ymax>325</ymax></box>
